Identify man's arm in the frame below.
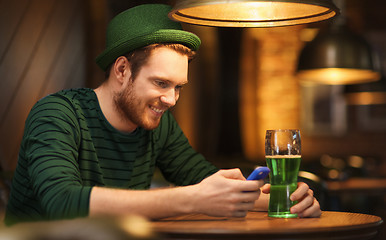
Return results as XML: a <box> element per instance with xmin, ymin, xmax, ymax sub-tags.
<box><xmin>90</xmin><ymin>169</ymin><xmax>263</xmax><ymax>219</ymax></box>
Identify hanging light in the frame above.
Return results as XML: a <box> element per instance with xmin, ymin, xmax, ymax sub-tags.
<box><xmin>297</xmin><ymin>24</ymin><xmax>381</xmax><ymax>85</ymax></box>
<box><xmin>345</xmin><ymin>76</ymin><xmax>386</xmax><ymax>105</ymax></box>
<box><xmin>296</xmin><ymin>0</ymin><xmax>381</xmax><ymax>85</ymax></box>
<box><xmin>169</xmin><ymin>0</ymin><xmax>339</xmax><ymax>28</ymax></box>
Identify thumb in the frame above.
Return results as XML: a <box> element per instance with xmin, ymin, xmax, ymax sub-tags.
<box><xmin>217</xmin><ymin>168</ymin><xmax>246</xmax><ymax>180</ymax></box>
<box><xmin>261</xmin><ymin>183</ymin><xmax>271</xmax><ymax>194</ymax></box>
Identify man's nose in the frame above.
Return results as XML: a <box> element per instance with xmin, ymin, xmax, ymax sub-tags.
<box><xmin>160</xmin><ymin>88</ymin><xmax>178</xmax><ymax>107</ymax></box>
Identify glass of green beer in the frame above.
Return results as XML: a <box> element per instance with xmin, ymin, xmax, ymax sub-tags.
<box><xmin>265</xmin><ymin>129</ymin><xmax>301</xmax><ymax>218</ymax></box>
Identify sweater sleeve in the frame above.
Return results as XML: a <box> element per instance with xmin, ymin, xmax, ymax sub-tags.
<box><xmin>24</xmin><ymin>95</ymin><xmax>92</xmax><ymax>220</ymax></box>
<box><xmin>155</xmin><ymin>112</ymin><xmax>219</xmax><ymax>186</ymax></box>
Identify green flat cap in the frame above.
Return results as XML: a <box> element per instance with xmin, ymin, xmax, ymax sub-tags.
<box><xmin>96</xmin><ymin>4</ymin><xmax>201</xmax><ymax>71</ymax></box>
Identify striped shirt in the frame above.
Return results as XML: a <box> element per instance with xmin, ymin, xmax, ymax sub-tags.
<box><xmin>5</xmin><ymin>88</ymin><xmax>218</xmax><ymax>225</ymax></box>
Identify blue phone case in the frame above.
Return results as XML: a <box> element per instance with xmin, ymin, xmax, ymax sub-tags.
<box><xmin>247</xmin><ymin>167</ymin><xmax>270</xmax><ymax>180</ymax></box>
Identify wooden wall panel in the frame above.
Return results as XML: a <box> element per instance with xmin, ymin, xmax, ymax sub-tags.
<box><xmin>41</xmin><ymin>3</ymin><xmax>85</xmax><ymax>96</ymax></box>
<box><xmin>0</xmin><ymin>0</ymin><xmax>55</xmax><ymax>119</ymax></box>
<box><xmin>0</xmin><ymin>0</ymin><xmax>30</xmax><ymax>59</ymax></box>
<box><xmin>0</xmin><ymin>0</ymin><xmax>86</xmax><ymax>171</ymax></box>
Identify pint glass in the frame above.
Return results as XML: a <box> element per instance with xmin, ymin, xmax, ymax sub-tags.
<box><xmin>265</xmin><ymin>129</ymin><xmax>301</xmax><ymax>218</ymax></box>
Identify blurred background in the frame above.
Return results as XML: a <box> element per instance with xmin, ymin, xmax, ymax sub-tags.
<box><xmin>1</xmin><ymin>0</ymin><xmax>386</xmax><ymax>238</ymax></box>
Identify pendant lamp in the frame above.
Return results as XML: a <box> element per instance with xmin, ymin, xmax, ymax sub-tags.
<box><xmin>296</xmin><ymin>0</ymin><xmax>381</xmax><ymax>85</ymax></box>
<box><xmin>345</xmin><ymin>76</ymin><xmax>386</xmax><ymax>105</ymax></box>
<box><xmin>169</xmin><ymin>0</ymin><xmax>339</xmax><ymax>28</ymax></box>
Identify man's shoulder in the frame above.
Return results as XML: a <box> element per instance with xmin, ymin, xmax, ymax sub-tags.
<box><xmin>33</xmin><ymin>88</ymin><xmax>94</xmax><ymax>108</ymax></box>
<box><xmin>25</xmin><ymin>88</ymin><xmax>94</xmax><ymax>122</ymax></box>
<box><xmin>43</xmin><ymin>88</ymin><xmax>93</xmax><ymax>102</ymax></box>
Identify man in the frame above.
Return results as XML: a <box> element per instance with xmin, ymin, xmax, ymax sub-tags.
<box><xmin>5</xmin><ymin>4</ymin><xmax>320</xmax><ymax>225</ymax></box>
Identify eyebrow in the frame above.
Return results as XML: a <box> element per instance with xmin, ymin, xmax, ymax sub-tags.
<box><xmin>150</xmin><ymin>76</ymin><xmax>188</xmax><ymax>86</ymax></box>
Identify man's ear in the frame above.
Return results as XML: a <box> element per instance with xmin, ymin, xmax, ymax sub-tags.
<box><xmin>112</xmin><ymin>56</ymin><xmax>131</xmax><ymax>85</ymax></box>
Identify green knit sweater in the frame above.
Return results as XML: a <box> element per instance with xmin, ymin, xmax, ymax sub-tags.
<box><xmin>5</xmin><ymin>88</ymin><xmax>218</xmax><ymax>225</ymax></box>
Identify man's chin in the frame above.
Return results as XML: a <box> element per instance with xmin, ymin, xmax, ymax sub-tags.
<box><xmin>141</xmin><ymin>120</ymin><xmax>161</xmax><ymax>130</ymax></box>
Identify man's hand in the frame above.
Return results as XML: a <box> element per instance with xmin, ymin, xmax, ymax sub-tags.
<box><xmin>261</xmin><ymin>182</ymin><xmax>322</xmax><ymax>218</ymax></box>
<box><xmin>190</xmin><ymin>169</ymin><xmax>264</xmax><ymax>218</ymax></box>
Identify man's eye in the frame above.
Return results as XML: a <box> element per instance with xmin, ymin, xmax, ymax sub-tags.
<box><xmin>155</xmin><ymin>81</ymin><xmax>167</xmax><ymax>88</ymax></box>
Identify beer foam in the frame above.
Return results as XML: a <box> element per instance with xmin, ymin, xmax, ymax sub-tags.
<box><xmin>266</xmin><ymin>155</ymin><xmax>301</xmax><ymax>158</ymax></box>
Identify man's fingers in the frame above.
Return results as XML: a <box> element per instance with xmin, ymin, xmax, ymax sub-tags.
<box><xmin>295</xmin><ymin>198</ymin><xmax>322</xmax><ymax>218</ymax></box>
<box><xmin>230</xmin><ymin>202</ymin><xmax>255</xmax><ymax>217</ymax></box>
<box><xmin>261</xmin><ymin>183</ymin><xmax>271</xmax><ymax>194</ymax></box>
<box><xmin>289</xmin><ymin>182</ymin><xmax>321</xmax><ymax>218</ymax></box>
<box><xmin>290</xmin><ymin>189</ymin><xmax>314</xmax><ymax>213</ymax></box>
<box><xmin>218</xmin><ymin>168</ymin><xmax>246</xmax><ymax>180</ymax></box>
<box><xmin>237</xmin><ymin>201</ymin><xmax>256</xmax><ymax>211</ymax></box>
<box><xmin>290</xmin><ymin>182</ymin><xmax>310</xmax><ymax>201</ymax></box>
<box><xmin>232</xmin><ymin>210</ymin><xmax>248</xmax><ymax>218</ymax></box>
<box><xmin>240</xmin><ymin>190</ymin><xmax>261</xmax><ymax>202</ymax></box>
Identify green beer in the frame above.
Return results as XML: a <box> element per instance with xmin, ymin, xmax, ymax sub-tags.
<box><xmin>266</xmin><ymin>155</ymin><xmax>301</xmax><ymax>218</ymax></box>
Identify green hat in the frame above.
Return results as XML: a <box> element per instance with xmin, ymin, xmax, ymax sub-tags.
<box><xmin>96</xmin><ymin>4</ymin><xmax>201</xmax><ymax>71</ymax></box>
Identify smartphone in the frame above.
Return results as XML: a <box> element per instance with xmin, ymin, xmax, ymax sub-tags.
<box><xmin>246</xmin><ymin>166</ymin><xmax>270</xmax><ymax>180</ymax></box>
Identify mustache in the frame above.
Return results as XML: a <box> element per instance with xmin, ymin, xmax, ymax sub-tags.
<box><xmin>150</xmin><ymin>101</ymin><xmax>171</xmax><ymax>111</ymax></box>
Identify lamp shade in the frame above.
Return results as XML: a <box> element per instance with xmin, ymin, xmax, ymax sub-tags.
<box><xmin>169</xmin><ymin>0</ymin><xmax>339</xmax><ymax>27</ymax></box>
<box><xmin>297</xmin><ymin>24</ymin><xmax>381</xmax><ymax>85</ymax></box>
<box><xmin>345</xmin><ymin>76</ymin><xmax>386</xmax><ymax>105</ymax></box>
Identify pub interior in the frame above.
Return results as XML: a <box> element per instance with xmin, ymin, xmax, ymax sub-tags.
<box><xmin>1</xmin><ymin>0</ymin><xmax>386</xmax><ymax>239</ymax></box>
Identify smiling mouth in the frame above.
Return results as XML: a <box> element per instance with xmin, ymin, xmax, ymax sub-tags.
<box><xmin>150</xmin><ymin>105</ymin><xmax>165</xmax><ymax>115</ymax></box>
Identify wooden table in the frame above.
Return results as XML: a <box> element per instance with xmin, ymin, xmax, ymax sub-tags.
<box><xmin>152</xmin><ymin>211</ymin><xmax>383</xmax><ymax>240</ymax></box>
